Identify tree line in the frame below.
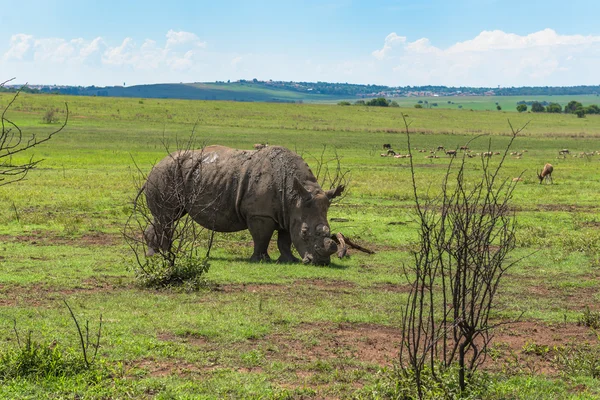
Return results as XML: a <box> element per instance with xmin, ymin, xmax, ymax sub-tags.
<box><xmin>517</xmin><ymin>100</ymin><xmax>600</xmax><ymax>117</ymax></box>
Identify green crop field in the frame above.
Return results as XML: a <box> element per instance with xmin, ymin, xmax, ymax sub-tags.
<box><xmin>1</xmin><ymin>92</ymin><xmax>600</xmax><ymax>398</ymax></box>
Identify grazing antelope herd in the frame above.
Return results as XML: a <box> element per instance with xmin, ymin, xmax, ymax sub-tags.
<box><xmin>376</xmin><ymin>143</ymin><xmax>595</xmax><ymax>185</ymax></box>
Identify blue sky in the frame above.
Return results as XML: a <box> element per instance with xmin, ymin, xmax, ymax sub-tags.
<box><xmin>1</xmin><ymin>0</ymin><xmax>599</xmax><ymax>87</ymax></box>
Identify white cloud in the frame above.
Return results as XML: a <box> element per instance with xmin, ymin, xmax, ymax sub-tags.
<box><xmin>78</xmin><ymin>37</ymin><xmax>105</xmax><ymax>59</ymax></box>
<box><xmin>102</xmin><ymin>37</ymin><xmax>136</xmax><ymax>66</ymax></box>
<box><xmin>372</xmin><ymin>32</ymin><xmax>406</xmax><ymax>60</ymax></box>
<box><xmin>33</xmin><ymin>38</ymin><xmax>75</xmax><ymax>63</ymax></box>
<box><xmin>166</xmin><ymin>30</ymin><xmax>206</xmax><ymax>49</ymax></box>
<box><xmin>372</xmin><ymin>29</ymin><xmax>600</xmax><ymax>86</ymax></box>
<box><xmin>2</xmin><ymin>31</ymin><xmax>207</xmax><ymax>82</ymax></box>
<box><xmin>447</xmin><ymin>29</ymin><xmax>600</xmax><ymax>53</ymax></box>
<box><xmin>406</xmin><ymin>38</ymin><xmax>438</xmax><ymax>54</ymax></box>
<box><xmin>4</xmin><ymin>34</ymin><xmax>34</xmax><ymax>60</ymax></box>
<box><xmin>168</xmin><ymin>50</ymin><xmax>195</xmax><ymax>71</ymax></box>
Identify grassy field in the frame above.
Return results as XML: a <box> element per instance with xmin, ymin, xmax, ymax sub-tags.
<box><xmin>1</xmin><ymin>92</ymin><xmax>600</xmax><ymax>398</ymax></box>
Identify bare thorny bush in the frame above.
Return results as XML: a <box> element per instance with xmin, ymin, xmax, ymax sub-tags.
<box><xmin>1</xmin><ymin>78</ymin><xmax>68</xmax><ymax>186</ymax></box>
<box><xmin>399</xmin><ymin>116</ymin><xmax>530</xmax><ymax>397</ymax></box>
<box><xmin>302</xmin><ymin>144</ymin><xmax>351</xmax><ymax>202</ymax></box>
<box><xmin>124</xmin><ymin>134</ymin><xmax>213</xmax><ymax>289</ymax></box>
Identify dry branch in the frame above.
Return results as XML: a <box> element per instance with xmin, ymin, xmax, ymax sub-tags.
<box><xmin>0</xmin><ymin>80</ymin><xmax>68</xmax><ymax>186</ymax></box>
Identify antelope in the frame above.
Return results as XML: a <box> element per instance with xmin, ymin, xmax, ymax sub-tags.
<box><xmin>254</xmin><ymin>143</ymin><xmax>268</xmax><ymax>150</ymax></box>
<box><xmin>445</xmin><ymin>149</ymin><xmax>457</xmax><ymax>157</ymax></box>
<box><xmin>383</xmin><ymin>144</ymin><xmax>392</xmax><ymax>149</ymax></box>
<box><xmin>537</xmin><ymin>163</ymin><xmax>553</xmax><ymax>184</ymax></box>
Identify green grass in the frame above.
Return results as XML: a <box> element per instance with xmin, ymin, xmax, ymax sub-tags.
<box><xmin>1</xmin><ymin>92</ymin><xmax>600</xmax><ymax>398</ymax></box>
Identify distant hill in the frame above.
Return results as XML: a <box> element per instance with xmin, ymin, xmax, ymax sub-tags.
<box><xmin>8</xmin><ymin>80</ymin><xmax>600</xmax><ymax>103</ymax></box>
<box><xmin>37</xmin><ymin>82</ymin><xmax>349</xmax><ymax>103</ymax></box>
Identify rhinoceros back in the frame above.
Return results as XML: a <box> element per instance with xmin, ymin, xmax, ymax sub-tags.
<box><xmin>144</xmin><ymin>145</ymin><xmax>317</xmax><ymax>233</ymax></box>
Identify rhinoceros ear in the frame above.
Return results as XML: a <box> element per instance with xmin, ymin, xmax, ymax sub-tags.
<box><xmin>325</xmin><ymin>185</ymin><xmax>345</xmax><ymax>200</ymax></box>
<box><xmin>293</xmin><ymin>177</ymin><xmax>313</xmax><ymax>203</ymax></box>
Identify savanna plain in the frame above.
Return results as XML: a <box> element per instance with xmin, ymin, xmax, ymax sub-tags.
<box><xmin>1</xmin><ymin>93</ymin><xmax>600</xmax><ymax>399</ymax></box>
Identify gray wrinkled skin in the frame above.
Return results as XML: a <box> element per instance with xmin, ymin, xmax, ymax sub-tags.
<box><xmin>144</xmin><ymin>145</ymin><xmax>344</xmax><ymax>265</ymax></box>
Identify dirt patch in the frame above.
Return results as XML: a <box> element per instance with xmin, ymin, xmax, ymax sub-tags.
<box><xmin>0</xmin><ymin>231</ymin><xmax>121</xmax><ymax>247</ymax></box>
<box><xmin>212</xmin><ymin>283</ymin><xmax>286</xmax><ymax>294</ymax></box>
<box><xmin>372</xmin><ymin>282</ymin><xmax>413</xmax><ymax>293</ymax></box>
<box><xmin>486</xmin><ymin>321</ymin><xmax>598</xmax><ymax>376</ymax></box>
<box><xmin>157</xmin><ymin>331</ymin><xmax>210</xmax><ymax>347</ymax></box>
<box><xmin>270</xmin><ymin>321</ymin><xmax>599</xmax><ymax>376</ymax></box>
<box><xmin>213</xmin><ymin>279</ymin><xmax>357</xmax><ymax>294</ymax></box>
<box><xmin>581</xmin><ymin>221</ymin><xmax>600</xmax><ymax>228</ymax></box>
<box><xmin>131</xmin><ymin>358</ymin><xmax>211</xmax><ymax>377</ymax></box>
<box><xmin>147</xmin><ymin>319</ymin><xmax>599</xmax><ymax>384</ymax></box>
<box><xmin>0</xmin><ymin>278</ymin><xmax>130</xmax><ymax>307</ymax></box>
<box><xmin>503</xmin><ymin>275</ymin><xmax>600</xmax><ymax>311</ymax></box>
<box><xmin>531</xmin><ymin>204</ymin><xmax>599</xmax><ymax>212</ymax></box>
<box><xmin>295</xmin><ymin>278</ymin><xmax>356</xmax><ymax>290</ymax></box>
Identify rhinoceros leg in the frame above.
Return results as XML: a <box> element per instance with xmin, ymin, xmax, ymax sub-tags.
<box><xmin>247</xmin><ymin>216</ymin><xmax>276</xmax><ymax>262</ymax></box>
<box><xmin>277</xmin><ymin>230</ymin><xmax>300</xmax><ymax>263</ymax></box>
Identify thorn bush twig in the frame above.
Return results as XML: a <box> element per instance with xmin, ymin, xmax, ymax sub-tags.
<box><xmin>63</xmin><ymin>300</ymin><xmax>103</xmax><ymax>369</ymax></box>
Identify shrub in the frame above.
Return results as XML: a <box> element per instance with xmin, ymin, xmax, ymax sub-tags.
<box><xmin>398</xmin><ymin>115</ymin><xmax>525</xmax><ymax>396</ymax></box>
<box><xmin>124</xmin><ymin>146</ymin><xmax>214</xmax><ymax>290</ymax></box>
<box><xmin>585</xmin><ymin>104</ymin><xmax>600</xmax><ymax>114</ymax></box>
<box><xmin>546</xmin><ymin>102</ymin><xmax>562</xmax><ymax>113</ymax></box>
<box><xmin>578</xmin><ymin>306</ymin><xmax>600</xmax><ymax>329</ymax></box>
<box><xmin>363</xmin><ymin>364</ymin><xmax>490</xmax><ymax>399</ymax></box>
<box><xmin>565</xmin><ymin>100</ymin><xmax>583</xmax><ymax>113</ymax></box>
<box><xmin>337</xmin><ymin>101</ymin><xmax>351</xmax><ymax>106</ymax></box>
<box><xmin>531</xmin><ymin>102</ymin><xmax>545</xmax><ymax>112</ymax></box>
<box><xmin>0</xmin><ymin>332</ymin><xmax>88</xmax><ymax>380</ymax></box>
<box><xmin>1</xmin><ymin>306</ymin><xmax>105</xmax><ymax>381</ymax></box>
<box><xmin>133</xmin><ymin>251</ymin><xmax>210</xmax><ymax>290</ymax></box>
<box><xmin>366</xmin><ymin>97</ymin><xmax>389</xmax><ymax>107</ymax></box>
<box><xmin>554</xmin><ymin>344</ymin><xmax>600</xmax><ymax>379</ymax></box>
<box><xmin>42</xmin><ymin>109</ymin><xmax>59</xmax><ymax>124</ymax></box>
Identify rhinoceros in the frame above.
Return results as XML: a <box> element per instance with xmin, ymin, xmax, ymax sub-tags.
<box><xmin>143</xmin><ymin>145</ymin><xmax>344</xmax><ymax>265</ymax></box>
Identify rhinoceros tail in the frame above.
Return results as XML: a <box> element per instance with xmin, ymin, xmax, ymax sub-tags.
<box><xmin>132</xmin><ymin>183</ymin><xmax>146</xmax><ymax>211</ymax></box>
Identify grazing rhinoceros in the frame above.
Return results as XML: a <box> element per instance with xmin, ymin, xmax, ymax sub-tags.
<box><xmin>143</xmin><ymin>145</ymin><xmax>344</xmax><ymax>265</ymax></box>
